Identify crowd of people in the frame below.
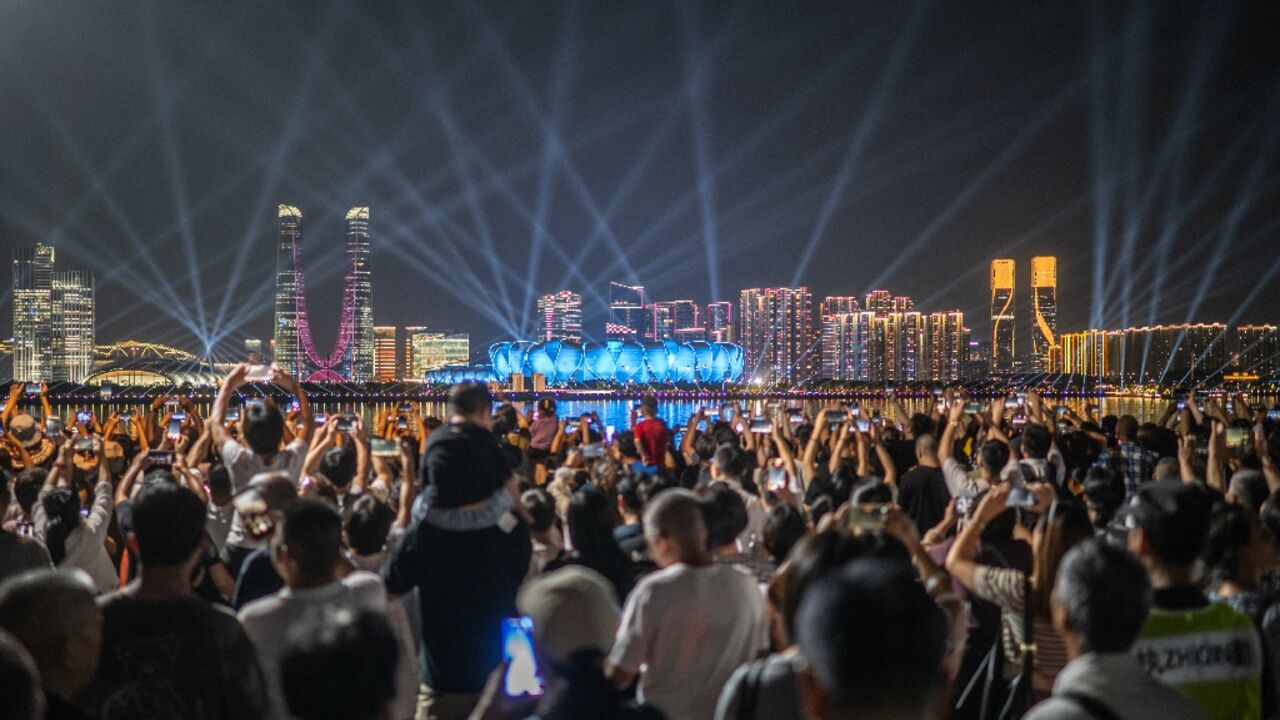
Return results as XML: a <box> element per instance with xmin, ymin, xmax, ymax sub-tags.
<box><xmin>2</xmin><ymin>369</ymin><xmax>1280</xmax><ymax>720</ymax></box>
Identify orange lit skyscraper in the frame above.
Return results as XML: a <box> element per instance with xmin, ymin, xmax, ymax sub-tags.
<box><xmin>1031</xmin><ymin>256</ymin><xmax>1057</xmax><ymax>371</ymax></box>
<box><xmin>373</xmin><ymin>326</ymin><xmax>398</xmax><ymax>381</ymax></box>
<box><xmin>990</xmin><ymin>259</ymin><xmax>1015</xmax><ymax>372</ymax></box>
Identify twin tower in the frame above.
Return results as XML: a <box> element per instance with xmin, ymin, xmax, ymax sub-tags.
<box><xmin>990</xmin><ymin>256</ymin><xmax>1057</xmax><ymax>373</ymax></box>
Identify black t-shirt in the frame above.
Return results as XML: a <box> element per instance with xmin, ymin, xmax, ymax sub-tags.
<box><xmin>897</xmin><ymin>465</ymin><xmax>951</xmax><ymax>533</ymax></box>
<box><xmin>421</xmin><ymin>422</ymin><xmax>510</xmax><ymax>509</ymax></box>
<box><xmin>231</xmin><ymin>547</ymin><xmax>283</xmax><ymax>610</ymax></box>
<box><xmin>383</xmin><ymin>515</ymin><xmax>532</xmax><ymax>693</ymax></box>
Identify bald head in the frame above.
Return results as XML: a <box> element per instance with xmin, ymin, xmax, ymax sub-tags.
<box><xmin>643</xmin><ymin>489</ymin><xmax>709</xmax><ymax>565</ymax></box>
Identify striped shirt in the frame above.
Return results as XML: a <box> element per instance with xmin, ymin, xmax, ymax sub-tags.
<box><xmin>974</xmin><ymin>566</ymin><xmax>1071</xmax><ymax>687</ymax></box>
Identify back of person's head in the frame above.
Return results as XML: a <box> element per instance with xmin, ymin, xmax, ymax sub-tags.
<box><xmin>0</xmin><ymin>570</ymin><xmax>100</xmax><ymax>693</ymax></box>
<box><xmin>710</xmin><ymin>423</ymin><xmax>739</xmax><ymax>448</ymax></box>
<box><xmin>697</xmin><ymin>482</ymin><xmax>747</xmax><ymax>551</ymax></box>
<box><xmin>914</xmin><ymin>433</ymin><xmax>937</xmax><ymax>458</ymax></box>
<box><xmin>131</xmin><ymin>483</ymin><xmax>207</xmax><ymax>567</ymax></box>
<box><xmin>1129</xmin><ymin>481</ymin><xmax>1215</xmax><ymax>568</ymax></box>
<box><xmin>796</xmin><ymin>558</ymin><xmax>948</xmax><ymax>720</ymax></box>
<box><xmin>242</xmin><ymin>400</ymin><xmax>285</xmax><ymax>455</ymax></box>
<box><xmin>40</xmin><ymin>488</ymin><xmax>81</xmax><ymax>566</ymax></box>
<box><xmin>909</xmin><ymin>413</ymin><xmax>935</xmax><ymax>441</ymax></box>
<box><xmin>319</xmin><ymin>446</ymin><xmax>357</xmax><ymax>489</ymax></box>
<box><xmin>278</xmin><ymin>499</ymin><xmax>343</xmax><ymax>585</ymax></box>
<box><xmin>637</xmin><ymin>473</ymin><xmax>675</xmax><ymax>508</ymax></box>
<box><xmin>1081</xmin><ymin>467</ymin><xmax>1126</xmax><ymax>529</ymax></box>
<box><xmin>206</xmin><ymin>464</ymin><xmax>232</xmax><ymax>502</ymax></box>
<box><xmin>13</xmin><ymin>470</ymin><xmax>44</xmax><ymax>516</ymax></box>
<box><xmin>449</xmin><ymin>381</ymin><xmax>491</xmax><ymax>418</ymax></box>
<box><xmin>566</xmin><ymin>487</ymin><xmax>624</xmax><ymax>567</ymax></box>
<box><xmin>536</xmin><ymin>397</ymin><xmax>557</xmax><ymax>416</ymax></box>
<box><xmin>1053</xmin><ymin>539</ymin><xmax>1151</xmax><ymax>653</ymax></box>
<box><xmin>1202</xmin><ymin>502</ymin><xmax>1264</xmax><ymax>588</ymax></box>
<box><xmin>1021</xmin><ymin>424</ymin><xmax>1052</xmax><ymax>460</ymax></box>
<box><xmin>615</xmin><ymin>475</ymin><xmax>645</xmax><ymax>517</ymax></box>
<box><xmin>614</xmin><ymin>431</ymin><xmax>639</xmax><ymax>459</ymax></box>
<box><xmin>639</xmin><ymin>395</ymin><xmax>658</xmax><ymax>416</ymax></box>
<box><xmin>1116</xmin><ymin>415</ymin><xmax>1138</xmax><ymax>441</ymax></box>
<box><xmin>850</xmin><ymin>480</ymin><xmax>892</xmax><ymax>505</ymax></box>
<box><xmin>1152</xmin><ymin>457</ymin><xmax>1179</xmax><ymax>482</ymax></box>
<box><xmin>0</xmin><ymin>629</ymin><xmax>41</xmax><ymax>720</ymax></box>
<box><xmin>522</xmin><ymin>488</ymin><xmax>557</xmax><ymax>534</ymax></box>
<box><xmin>712</xmin><ymin>443</ymin><xmax>751</xmax><ymax>481</ymax></box>
<box><xmin>281</xmin><ymin>610</ymin><xmax>398</xmax><ymax>720</ymax></box>
<box><xmin>692</xmin><ymin>433</ymin><xmax>718</xmax><ymax>463</ymax></box>
<box><xmin>979</xmin><ymin>440</ymin><xmax>1011</xmax><ymax>476</ymax></box>
<box><xmin>643</xmin><ymin>489</ymin><xmax>706</xmax><ymax>555</ymax></box>
<box><xmin>1229</xmin><ymin>470</ymin><xmax>1269</xmax><ymax>513</ymax></box>
<box><xmin>344</xmin><ymin>496</ymin><xmax>393</xmax><ymax>557</ymax></box>
<box><xmin>1031</xmin><ymin>500</ymin><xmax>1093</xmax><ymax>619</ymax></box>
<box><xmin>764</xmin><ymin>503</ymin><xmax>807</xmax><ymax>565</ymax></box>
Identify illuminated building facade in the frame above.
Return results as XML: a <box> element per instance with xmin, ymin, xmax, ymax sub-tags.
<box><xmin>990</xmin><ymin>259</ymin><xmax>1016</xmax><ymax>373</ymax></box>
<box><xmin>50</xmin><ymin>271</ymin><xmax>95</xmax><ymax>382</ymax></box>
<box><xmin>1059</xmin><ymin>330</ymin><xmax>1123</xmax><ymax>378</ymax></box>
<box><xmin>820</xmin><ymin>296</ymin><xmax>860</xmax><ymax>319</ymax></box>
<box><xmin>739</xmin><ymin>287</ymin><xmax>814</xmax><ymax>384</ymax></box>
<box><xmin>653</xmin><ymin>300</ymin><xmax>702</xmax><ymax>342</ymax></box>
<box><xmin>651</xmin><ymin>303</ymin><xmax>674</xmax><ymax>341</ymax></box>
<box><xmin>273</xmin><ymin>205</ymin><xmax>303</xmax><ymax>376</ymax></box>
<box><xmin>923</xmin><ymin>310</ymin><xmax>965</xmax><ymax>382</ymax></box>
<box><xmin>489</xmin><ymin>339</ymin><xmax>743</xmax><ymax>385</ymax></box>
<box><xmin>411</xmin><ymin>333</ymin><xmax>470</xmax><ymax>377</ymax></box>
<box><xmin>537</xmin><ymin>290</ymin><xmax>583</xmax><ymax>341</ymax></box>
<box><xmin>1059</xmin><ymin>325</ymin><xmax>1227</xmax><ymax>383</ymax></box>
<box><xmin>863</xmin><ymin>290</ymin><xmax>892</xmax><ymax>316</ymax></box>
<box><xmin>12</xmin><ymin>243</ymin><xmax>55</xmax><ymax>381</ymax></box>
<box><xmin>1237</xmin><ymin>325</ymin><xmax>1279</xmax><ymax>377</ymax></box>
<box><xmin>607</xmin><ymin>282</ymin><xmax>647</xmax><ymax>340</ymax></box>
<box><xmin>347</xmin><ymin>207</ymin><xmax>374</xmax><ymax>381</ymax></box>
<box><xmin>706</xmin><ymin>301</ymin><xmax>733</xmax><ymax>342</ymax></box>
<box><xmin>820</xmin><ymin>313</ymin><xmax>860</xmax><ymax>380</ymax></box>
<box><xmin>403</xmin><ymin>326</ymin><xmax>427</xmax><ymax>379</ymax></box>
<box><xmin>1031</xmin><ymin>256</ymin><xmax>1058</xmax><ymax>371</ymax></box>
<box><xmin>374</xmin><ymin>326</ymin><xmax>398</xmax><ymax>381</ymax></box>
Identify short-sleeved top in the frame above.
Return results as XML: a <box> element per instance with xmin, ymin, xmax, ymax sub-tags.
<box><xmin>897</xmin><ymin>466</ymin><xmax>951</xmax><ymax>534</ymax></box>
<box><xmin>714</xmin><ymin>652</ymin><xmax>805</xmax><ymax>720</ymax></box>
<box><xmin>220</xmin><ymin>439</ymin><xmax>309</xmax><ymax>548</ymax></box>
<box><xmin>634</xmin><ymin>418</ymin><xmax>671</xmax><ymax>469</ymax></box>
<box><xmin>973</xmin><ymin>565</ymin><xmax>1070</xmax><ymax>683</ymax></box>
<box><xmin>420</xmin><ymin>422</ymin><xmax>510</xmax><ymax>510</ymax></box>
<box><xmin>609</xmin><ymin>563</ymin><xmax>769</xmax><ymax>720</ymax></box>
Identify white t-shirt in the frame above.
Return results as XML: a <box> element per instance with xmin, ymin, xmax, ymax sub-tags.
<box><xmin>220</xmin><ymin>438</ymin><xmax>309</xmax><ymax>548</ymax></box>
<box><xmin>238</xmin><ymin>571</ymin><xmax>387</xmax><ymax>720</ymax></box>
<box><xmin>609</xmin><ymin>563</ymin><xmax>769</xmax><ymax>720</ymax></box>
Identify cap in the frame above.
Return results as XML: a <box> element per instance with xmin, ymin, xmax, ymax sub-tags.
<box><xmin>1120</xmin><ymin>480</ymin><xmax>1214</xmax><ymax>566</ymax></box>
<box><xmin>516</xmin><ymin>566</ymin><xmax>620</xmax><ymax>667</ymax></box>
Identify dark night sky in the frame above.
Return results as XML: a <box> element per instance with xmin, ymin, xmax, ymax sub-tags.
<box><xmin>1</xmin><ymin>1</ymin><xmax>1278</xmax><ymax>360</ymax></box>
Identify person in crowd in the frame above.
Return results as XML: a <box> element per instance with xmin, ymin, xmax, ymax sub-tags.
<box><xmin>0</xmin><ymin>628</ymin><xmax>42</xmax><ymax>720</ymax></box>
<box><xmin>1227</xmin><ymin>469</ymin><xmax>1270</xmax><ymax>513</ymax></box>
<box><xmin>210</xmin><ymin>363</ymin><xmax>313</xmax><ymax>577</ymax></box>
<box><xmin>699</xmin><ymin>482</ymin><xmax>776</xmax><ymax>585</ymax></box>
<box><xmin>794</xmin><ymin>557</ymin><xmax>952</xmax><ymax>720</ymax></box>
<box><xmin>231</xmin><ymin>471</ymin><xmax>299</xmax><ymax>609</ymax></box>
<box><xmin>32</xmin><ymin>439</ymin><xmax>115</xmax><ymax>595</ymax></box>
<box><xmin>938</xmin><ymin>401</ymin><xmax>1010</xmax><ymax>498</ymax></box>
<box><xmin>527</xmin><ymin>398</ymin><xmax>559</xmax><ymax>482</ymax></box>
<box><xmin>1126</xmin><ymin>481</ymin><xmax>1264</xmax><ymax>720</ymax></box>
<box><xmin>1012</xmin><ymin>422</ymin><xmax>1066</xmax><ymax>486</ymax></box>
<box><xmin>6</xmin><ymin>411</ymin><xmax>57</xmax><ymax>470</ymax></box>
<box><xmin>546</xmin><ymin>487</ymin><xmax>635</xmax><ymax>600</ymax></box>
<box><xmin>632</xmin><ymin>396</ymin><xmax>671</xmax><ymax>471</ymax></box>
<box><xmin>946</xmin><ymin>484</ymin><xmax>1093</xmax><ymax>694</ymax></box>
<box><xmin>0</xmin><ymin>469</ymin><xmax>52</xmax><ymax>584</ymax></box>
<box><xmin>762</xmin><ymin>503</ymin><xmax>807</xmax><ymax>567</ymax></box>
<box><xmin>1079</xmin><ymin>467</ymin><xmax>1127</xmax><ymax>545</ymax></box>
<box><xmin>1024</xmin><ymin>539</ymin><xmax>1208</xmax><ymax>719</ymax></box>
<box><xmin>612</xmin><ymin>474</ymin><xmax>647</xmax><ymax>557</ymax></box>
<box><xmin>239</xmin><ymin>498</ymin><xmax>392</xmax><ymax>719</ymax></box>
<box><xmin>383</xmin><ymin>382</ymin><xmax>531</xmax><ymax>720</ymax></box>
<box><xmin>709</xmin><ymin>444</ymin><xmax>767</xmax><ymax>555</ymax></box>
<box><xmin>897</xmin><ymin>433</ymin><xmax>950</xmax><ymax>534</ymax></box>
<box><xmin>521</xmin><ymin>489</ymin><xmax>563</xmax><ymax>576</ymax></box>
<box><xmin>280</xmin><ymin>609</ymin><xmax>400</xmax><ymax>720</ymax></box>
<box><xmin>1096</xmin><ymin>415</ymin><xmax>1159</xmax><ymax>499</ymax></box>
<box><xmin>82</xmin><ymin>482</ymin><xmax>269</xmax><ymax>719</ymax></box>
<box><xmin>0</xmin><ymin>570</ymin><xmax>101</xmax><ymax>720</ymax></box>
<box><xmin>606</xmin><ymin>489</ymin><xmax>768</xmax><ymax>720</ymax></box>
<box><xmin>204</xmin><ymin>464</ymin><xmax>235</xmax><ymax>552</ymax></box>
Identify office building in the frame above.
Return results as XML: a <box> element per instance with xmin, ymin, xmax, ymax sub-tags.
<box><xmin>923</xmin><ymin>310</ymin><xmax>965</xmax><ymax>382</ymax></box>
<box><xmin>1030</xmin><ymin>256</ymin><xmax>1058</xmax><ymax>371</ymax></box>
<box><xmin>273</xmin><ymin>205</ymin><xmax>304</xmax><ymax>376</ymax></box>
<box><xmin>739</xmin><ymin>287</ymin><xmax>815</xmax><ymax>384</ymax></box>
<box><xmin>607</xmin><ymin>282</ymin><xmax>648</xmax><ymax>340</ymax></box>
<box><xmin>990</xmin><ymin>259</ymin><xmax>1016</xmax><ymax>373</ymax></box>
<box><xmin>653</xmin><ymin>300</ymin><xmax>702</xmax><ymax>342</ymax></box>
<box><xmin>12</xmin><ymin>243</ymin><xmax>55</xmax><ymax>381</ymax></box>
<box><xmin>410</xmin><ymin>332</ymin><xmax>470</xmax><ymax>377</ymax></box>
<box><xmin>1237</xmin><ymin>325</ymin><xmax>1279</xmax><ymax>377</ymax></box>
<box><xmin>403</xmin><ymin>326</ymin><xmax>428</xmax><ymax>379</ymax></box>
<box><xmin>651</xmin><ymin>302</ymin><xmax>674</xmax><ymax>341</ymax></box>
<box><xmin>706</xmin><ymin>301</ymin><xmax>733</xmax><ymax>342</ymax></box>
<box><xmin>374</xmin><ymin>326</ymin><xmax>398</xmax><ymax>381</ymax></box>
<box><xmin>346</xmin><ymin>207</ymin><xmax>374</xmax><ymax>381</ymax></box>
<box><xmin>537</xmin><ymin>290</ymin><xmax>583</xmax><ymax>341</ymax></box>
<box><xmin>49</xmin><ymin>271</ymin><xmax>95</xmax><ymax>382</ymax></box>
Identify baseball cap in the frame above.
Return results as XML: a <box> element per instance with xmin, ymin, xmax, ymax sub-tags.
<box><xmin>516</xmin><ymin>566</ymin><xmax>620</xmax><ymax>668</ymax></box>
<box><xmin>1120</xmin><ymin>480</ymin><xmax>1215</xmax><ymax>566</ymax></box>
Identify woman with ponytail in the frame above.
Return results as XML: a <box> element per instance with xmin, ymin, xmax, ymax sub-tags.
<box><xmin>32</xmin><ymin>436</ymin><xmax>117</xmax><ymax>594</ymax></box>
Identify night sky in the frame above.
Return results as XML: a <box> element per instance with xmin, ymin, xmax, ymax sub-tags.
<box><xmin>1</xmin><ymin>1</ymin><xmax>1278</xmax><ymax>360</ymax></box>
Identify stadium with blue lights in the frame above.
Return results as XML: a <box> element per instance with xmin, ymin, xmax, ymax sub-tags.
<box><xmin>471</xmin><ymin>339</ymin><xmax>745</xmax><ymax>385</ymax></box>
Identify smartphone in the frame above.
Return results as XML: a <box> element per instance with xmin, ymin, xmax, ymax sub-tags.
<box><xmin>24</xmin><ymin>383</ymin><xmax>41</xmax><ymax>396</ymax></box>
<box><xmin>767</xmin><ymin>459</ymin><xmax>787</xmax><ymax>493</ymax></box>
<box><xmin>964</xmin><ymin>402</ymin><xmax>983</xmax><ymax>415</ymax></box>
<box><xmin>313</xmin><ymin>412</ymin><xmax>328</xmax><ymax>424</ymax></box>
<box><xmin>1176</xmin><ymin>399</ymin><xmax>1186</xmax><ymax>411</ymax></box>
<box><xmin>166</xmin><ymin>418</ymin><xmax>181</xmax><ymax>441</ymax></box>
<box><xmin>370</xmin><ymin>438</ymin><xmax>399</xmax><ymax>457</ymax></box>
<box><xmin>848</xmin><ymin>503</ymin><xmax>890</xmax><ymax>532</ymax></box>
<box><xmin>76</xmin><ymin>410</ymin><xmax>92</xmax><ymax>425</ymax></box>
<box><xmin>398</xmin><ymin>403</ymin><xmax>415</xmax><ymax>414</ymax></box>
<box><xmin>288</xmin><ymin>397</ymin><xmax>300</xmax><ymax>412</ymax></box>
<box><xmin>1016</xmin><ymin>392</ymin><xmax>1027</xmax><ymax>406</ymax></box>
<box><xmin>749</xmin><ymin>417</ymin><xmax>773</xmax><ymax>433</ymax></box>
<box><xmin>396</xmin><ymin>416</ymin><xmax>408</xmax><ymax>430</ymax></box>
<box><xmin>1269</xmin><ymin>409</ymin><xmax>1280</xmax><ymax>422</ymax></box>
<box><xmin>225</xmin><ymin>407</ymin><xmax>241</xmax><ymax>422</ymax></box>
<box><xmin>605</xmin><ymin>424</ymin><xmax>616</xmax><ymax>443</ymax></box>
<box><xmin>954</xmin><ymin>495</ymin><xmax>974</xmax><ymax>516</ymax></box>
<box><xmin>824</xmin><ymin>409</ymin><xmax>847</xmax><ymax>424</ymax></box>
<box><xmin>335</xmin><ymin>414</ymin><xmax>356</xmax><ymax>432</ymax></box>
<box><xmin>119</xmin><ymin>411</ymin><xmax>133</xmax><ymax>421</ymax></box>
<box><xmin>1011</xmin><ymin>415</ymin><xmax>1028</xmax><ymax>428</ymax></box>
<box><xmin>1004</xmin><ymin>398</ymin><xmax>1021</xmax><ymax>409</ymax></box>
<box><xmin>79</xmin><ymin>507</ymin><xmax>91</xmax><ymax>519</ymax></box>
<box><xmin>855</xmin><ymin>418</ymin><xmax>871</xmax><ymax>433</ymax></box>
<box><xmin>565</xmin><ymin>421</ymin><xmax>579</xmax><ymax>435</ymax></box>
<box><xmin>1225</xmin><ymin>428</ymin><xmax>1251</xmax><ymax>450</ymax></box>
<box><xmin>1005</xmin><ymin>478</ymin><xmax>1038</xmax><ymax>508</ymax></box>
<box><xmin>172</xmin><ymin>411</ymin><xmax>187</xmax><ymax>421</ymax></box>
<box><xmin>582</xmin><ymin>442</ymin><xmax>606</xmax><ymax>459</ymax></box>
<box><xmin>703</xmin><ymin>407</ymin><xmax>720</xmax><ymax>419</ymax></box>
<box><xmin>147</xmin><ymin>450</ymin><xmax>175</xmax><ymax>466</ymax></box>
<box><xmin>73</xmin><ymin>437</ymin><xmax>97</xmax><ymax>452</ymax></box>
<box><xmin>501</xmin><ymin>617</ymin><xmax>545</xmax><ymax>697</ymax></box>
<box><xmin>99</xmin><ymin>387</ymin><xmax>113</xmax><ymax>400</ymax></box>
<box><xmin>934</xmin><ymin>402</ymin><xmax>947</xmax><ymax>415</ymax></box>
<box><xmin>245</xmin><ymin>364</ymin><xmax>273</xmax><ymax>382</ymax></box>
<box><xmin>46</xmin><ymin>417</ymin><xmax>65</xmax><ymax>436</ymax></box>
<box><xmin>1053</xmin><ymin>405</ymin><xmax>1069</xmax><ymax>418</ymax></box>
<box><xmin>848</xmin><ymin>402</ymin><xmax>860</xmax><ymax>418</ymax></box>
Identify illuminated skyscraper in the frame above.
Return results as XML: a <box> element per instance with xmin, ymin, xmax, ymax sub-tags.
<box><xmin>863</xmin><ymin>290</ymin><xmax>893</xmax><ymax>316</ymax></box>
<box><xmin>537</xmin><ymin>291</ymin><xmax>582</xmax><ymax>341</ymax></box>
<box><xmin>820</xmin><ymin>296</ymin><xmax>860</xmax><ymax>318</ymax></box>
<box><xmin>403</xmin><ymin>326</ymin><xmax>427</xmax><ymax>379</ymax></box>
<box><xmin>706</xmin><ymin>301</ymin><xmax>734</xmax><ymax>342</ymax></box>
<box><xmin>1237</xmin><ymin>325</ymin><xmax>1279</xmax><ymax>377</ymax></box>
<box><xmin>374</xmin><ymin>326</ymin><xmax>398</xmax><ymax>381</ymax></box>
<box><xmin>653</xmin><ymin>300</ymin><xmax>702</xmax><ymax>342</ymax></box>
<box><xmin>924</xmin><ymin>310</ymin><xmax>965</xmax><ymax>382</ymax></box>
<box><xmin>274</xmin><ymin>205</ymin><xmax>303</xmax><ymax>376</ymax></box>
<box><xmin>990</xmin><ymin>259</ymin><xmax>1016</xmax><ymax>373</ymax></box>
<box><xmin>49</xmin><ymin>271</ymin><xmax>95</xmax><ymax>382</ymax></box>
<box><xmin>607</xmin><ymin>282</ymin><xmax>647</xmax><ymax>340</ymax></box>
<box><xmin>347</xmin><ymin>207</ymin><xmax>374</xmax><ymax>382</ymax></box>
<box><xmin>739</xmin><ymin>287</ymin><xmax>814</xmax><ymax>384</ymax></box>
<box><xmin>410</xmin><ymin>333</ymin><xmax>470</xmax><ymax>377</ymax></box>
<box><xmin>1031</xmin><ymin>256</ymin><xmax>1058</xmax><ymax>371</ymax></box>
<box><xmin>12</xmin><ymin>243</ymin><xmax>55</xmax><ymax>381</ymax></box>
<box><xmin>651</xmin><ymin>303</ymin><xmax>675</xmax><ymax>340</ymax></box>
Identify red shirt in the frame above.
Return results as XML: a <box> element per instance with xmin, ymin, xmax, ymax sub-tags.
<box><xmin>633</xmin><ymin>418</ymin><xmax>671</xmax><ymax>469</ymax></box>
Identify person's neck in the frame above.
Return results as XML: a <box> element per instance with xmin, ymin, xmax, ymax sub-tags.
<box><xmin>1217</xmin><ymin>578</ymin><xmax>1254</xmax><ymax>598</ymax></box>
<box><xmin>132</xmin><ymin>565</ymin><xmax>195</xmax><ymax>598</ymax></box>
<box><xmin>1063</xmin><ymin>631</ymin><xmax>1089</xmax><ymax>661</ymax></box>
<box><xmin>1145</xmin><ymin>559</ymin><xmax>1196</xmax><ymax>589</ymax></box>
<box><xmin>712</xmin><ymin>544</ymin><xmax>738</xmax><ymax>558</ymax></box>
<box><xmin>677</xmin><ymin>548</ymin><xmax>713</xmax><ymax>567</ymax></box>
<box><xmin>288</xmin><ymin>574</ymin><xmax>338</xmax><ymax>591</ymax></box>
<box><xmin>917</xmin><ymin>455</ymin><xmax>939</xmax><ymax>469</ymax></box>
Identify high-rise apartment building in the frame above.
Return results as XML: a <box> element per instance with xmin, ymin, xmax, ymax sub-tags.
<box><xmin>607</xmin><ymin>282</ymin><xmax>647</xmax><ymax>340</ymax></box>
<box><xmin>12</xmin><ymin>243</ymin><xmax>55</xmax><ymax>381</ymax></box>
<box><xmin>373</xmin><ymin>326</ymin><xmax>398</xmax><ymax>381</ymax></box>
<box><xmin>537</xmin><ymin>290</ymin><xmax>583</xmax><ymax>341</ymax></box>
<box><xmin>820</xmin><ymin>313</ymin><xmax>858</xmax><ymax>380</ymax></box>
<box><xmin>739</xmin><ymin>287</ymin><xmax>814</xmax><ymax>384</ymax></box>
<box><xmin>273</xmin><ymin>205</ymin><xmax>304</xmax><ymax>376</ymax></box>
<box><xmin>49</xmin><ymin>271</ymin><xmax>95</xmax><ymax>382</ymax></box>
<box><xmin>652</xmin><ymin>300</ymin><xmax>702</xmax><ymax>342</ymax></box>
<box><xmin>651</xmin><ymin>302</ymin><xmax>674</xmax><ymax>341</ymax></box>
<box><xmin>1031</xmin><ymin>256</ymin><xmax>1058</xmax><ymax>371</ymax></box>
<box><xmin>863</xmin><ymin>290</ymin><xmax>893</xmax><ymax>316</ymax></box>
<box><xmin>819</xmin><ymin>296</ymin><xmax>860</xmax><ymax>319</ymax></box>
<box><xmin>1237</xmin><ymin>325</ymin><xmax>1279</xmax><ymax>377</ymax></box>
<box><xmin>410</xmin><ymin>333</ymin><xmax>470</xmax><ymax>377</ymax></box>
<box><xmin>346</xmin><ymin>207</ymin><xmax>374</xmax><ymax>381</ymax></box>
<box><xmin>923</xmin><ymin>310</ymin><xmax>965</xmax><ymax>383</ymax></box>
<box><xmin>1059</xmin><ymin>324</ymin><xmax>1227</xmax><ymax>383</ymax></box>
<box><xmin>990</xmin><ymin>259</ymin><xmax>1016</xmax><ymax>373</ymax></box>
<box><xmin>706</xmin><ymin>301</ymin><xmax>733</xmax><ymax>342</ymax></box>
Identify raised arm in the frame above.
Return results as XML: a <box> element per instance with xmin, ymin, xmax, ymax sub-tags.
<box><xmin>275</xmin><ymin>368</ymin><xmax>313</xmax><ymax>444</ymax></box>
<box><xmin>210</xmin><ymin>364</ymin><xmax>248</xmax><ymax>449</ymax></box>
<box><xmin>350</xmin><ymin>417</ymin><xmax>370</xmax><ymax>494</ymax></box>
<box><xmin>946</xmin><ymin>484</ymin><xmax>1012</xmax><ymax>590</ymax></box>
